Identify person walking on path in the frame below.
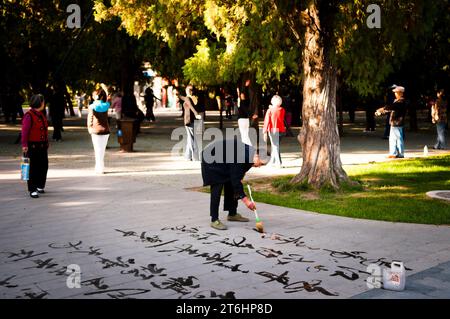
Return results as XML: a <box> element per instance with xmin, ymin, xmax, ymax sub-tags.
<box><xmin>87</xmin><ymin>89</ymin><xmax>110</xmax><ymax>174</ymax></box>
<box><xmin>111</xmin><ymin>91</ymin><xmax>122</xmax><ymax>122</ymax></box>
<box><xmin>237</xmin><ymin>90</ymin><xmax>252</xmax><ymax>146</ymax></box>
<box><xmin>143</xmin><ymin>87</ymin><xmax>161</xmax><ymax>122</ymax></box>
<box><xmin>375</xmin><ymin>85</ymin><xmax>407</xmax><ymax>158</ymax></box>
<box><xmin>75</xmin><ymin>91</ymin><xmax>85</xmax><ymax>118</ymax></box>
<box><xmin>263</xmin><ymin>95</ymin><xmax>286</xmax><ymax>167</ymax></box>
<box><xmin>48</xmin><ymin>85</ymin><xmax>65</xmax><ymax>142</ymax></box>
<box><xmin>224</xmin><ymin>89</ymin><xmax>234</xmax><ymax>119</ymax></box>
<box><xmin>364</xmin><ymin>97</ymin><xmax>377</xmax><ymax>132</ymax></box>
<box><xmin>430</xmin><ymin>89</ymin><xmax>448</xmax><ymax>149</ymax></box>
<box><xmin>21</xmin><ymin>94</ymin><xmax>49</xmax><ymax>198</ymax></box>
<box><xmin>201</xmin><ymin>138</ymin><xmax>264</xmax><ymax>230</ymax></box>
<box><xmin>282</xmin><ymin>90</ymin><xmax>295</xmax><ymax>137</ymax></box>
<box><xmin>179</xmin><ymin>85</ymin><xmax>202</xmax><ymax>161</ymax></box>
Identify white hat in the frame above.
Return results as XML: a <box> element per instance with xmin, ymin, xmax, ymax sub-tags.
<box><xmin>392</xmin><ymin>86</ymin><xmax>405</xmax><ymax>93</ymax></box>
<box><xmin>271</xmin><ymin>95</ymin><xmax>282</xmax><ymax>107</ymax></box>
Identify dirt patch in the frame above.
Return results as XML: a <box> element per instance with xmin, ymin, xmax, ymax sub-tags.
<box><xmin>301</xmin><ymin>192</ymin><xmax>320</xmax><ymax>200</ymax></box>
<box><xmin>250</xmin><ymin>183</ymin><xmax>276</xmax><ymax>193</ymax></box>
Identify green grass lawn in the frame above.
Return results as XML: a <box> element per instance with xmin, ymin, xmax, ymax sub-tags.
<box><xmin>247</xmin><ymin>155</ymin><xmax>450</xmax><ymax>225</ymax></box>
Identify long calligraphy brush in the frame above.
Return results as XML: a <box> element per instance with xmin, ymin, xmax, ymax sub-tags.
<box><xmin>247</xmin><ymin>185</ymin><xmax>264</xmax><ymax>233</ymax></box>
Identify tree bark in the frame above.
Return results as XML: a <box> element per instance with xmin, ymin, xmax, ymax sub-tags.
<box><xmin>291</xmin><ymin>2</ymin><xmax>348</xmax><ymax>189</ymax></box>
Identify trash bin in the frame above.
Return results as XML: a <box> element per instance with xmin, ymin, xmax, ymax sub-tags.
<box><xmin>117</xmin><ymin>119</ymin><xmax>137</xmax><ymax>152</ymax></box>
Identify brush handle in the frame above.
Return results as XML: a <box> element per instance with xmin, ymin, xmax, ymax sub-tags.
<box><xmin>247</xmin><ymin>185</ymin><xmax>260</xmax><ymax>220</ymax></box>
<box><xmin>247</xmin><ymin>185</ymin><xmax>254</xmax><ymax>202</ymax></box>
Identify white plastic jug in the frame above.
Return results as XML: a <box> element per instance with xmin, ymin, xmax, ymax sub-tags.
<box><xmin>383</xmin><ymin>261</ymin><xmax>406</xmax><ymax>291</ymax></box>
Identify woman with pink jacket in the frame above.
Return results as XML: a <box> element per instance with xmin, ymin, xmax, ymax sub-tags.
<box><xmin>263</xmin><ymin>95</ymin><xmax>286</xmax><ymax>167</ymax></box>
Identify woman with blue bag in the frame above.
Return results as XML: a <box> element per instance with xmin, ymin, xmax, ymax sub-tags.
<box><xmin>21</xmin><ymin>94</ymin><xmax>49</xmax><ymax>198</ymax></box>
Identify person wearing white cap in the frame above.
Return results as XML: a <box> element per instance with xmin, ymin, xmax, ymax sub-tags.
<box><xmin>375</xmin><ymin>85</ymin><xmax>407</xmax><ymax>158</ymax></box>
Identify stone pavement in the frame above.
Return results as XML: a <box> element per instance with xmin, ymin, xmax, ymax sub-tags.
<box><xmin>354</xmin><ymin>260</ymin><xmax>450</xmax><ymax>299</ymax></box>
<box><xmin>1</xmin><ymin>110</ymin><xmax>449</xmax><ymax>299</ymax></box>
<box><xmin>1</xmin><ymin>159</ymin><xmax>450</xmax><ymax>299</ymax></box>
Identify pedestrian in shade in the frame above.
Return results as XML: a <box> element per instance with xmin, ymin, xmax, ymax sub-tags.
<box><xmin>430</xmin><ymin>89</ymin><xmax>448</xmax><ymax>149</ymax></box>
<box><xmin>143</xmin><ymin>87</ymin><xmax>161</xmax><ymax>122</ymax></box>
<box><xmin>48</xmin><ymin>85</ymin><xmax>65</xmax><ymax>142</ymax></box>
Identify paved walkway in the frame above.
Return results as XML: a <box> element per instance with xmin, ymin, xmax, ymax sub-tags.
<box><xmin>0</xmin><ymin>110</ymin><xmax>449</xmax><ymax>299</ymax></box>
<box><xmin>354</xmin><ymin>260</ymin><xmax>450</xmax><ymax>299</ymax></box>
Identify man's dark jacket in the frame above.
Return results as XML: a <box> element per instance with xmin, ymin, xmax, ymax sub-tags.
<box><xmin>379</xmin><ymin>99</ymin><xmax>407</xmax><ymax>127</ymax></box>
<box><xmin>201</xmin><ymin>138</ymin><xmax>255</xmax><ymax>199</ymax></box>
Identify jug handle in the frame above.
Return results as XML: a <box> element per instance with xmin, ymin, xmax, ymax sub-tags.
<box><xmin>391</xmin><ymin>261</ymin><xmax>403</xmax><ymax>269</ymax></box>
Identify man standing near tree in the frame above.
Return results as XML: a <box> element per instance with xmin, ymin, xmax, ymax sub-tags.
<box><xmin>375</xmin><ymin>85</ymin><xmax>407</xmax><ymax>158</ymax></box>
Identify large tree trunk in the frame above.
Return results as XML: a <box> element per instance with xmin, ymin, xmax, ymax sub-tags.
<box><xmin>291</xmin><ymin>2</ymin><xmax>348</xmax><ymax>189</ymax></box>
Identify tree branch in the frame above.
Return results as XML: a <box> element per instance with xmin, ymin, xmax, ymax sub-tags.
<box><xmin>271</xmin><ymin>0</ymin><xmax>302</xmax><ymax>44</ymax></box>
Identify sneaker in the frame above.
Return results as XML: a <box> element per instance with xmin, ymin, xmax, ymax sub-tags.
<box><xmin>37</xmin><ymin>188</ymin><xmax>45</xmax><ymax>194</ymax></box>
<box><xmin>387</xmin><ymin>155</ymin><xmax>397</xmax><ymax>159</ymax></box>
<box><xmin>30</xmin><ymin>191</ymin><xmax>39</xmax><ymax>198</ymax></box>
<box><xmin>211</xmin><ymin>220</ymin><xmax>228</xmax><ymax>230</ymax></box>
<box><xmin>227</xmin><ymin>214</ymin><xmax>249</xmax><ymax>222</ymax></box>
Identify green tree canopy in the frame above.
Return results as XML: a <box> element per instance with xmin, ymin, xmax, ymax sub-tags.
<box><xmin>0</xmin><ymin>0</ymin><xmax>173</xmax><ymax>97</ymax></box>
<box><xmin>94</xmin><ymin>0</ymin><xmax>448</xmax><ymax>190</ymax></box>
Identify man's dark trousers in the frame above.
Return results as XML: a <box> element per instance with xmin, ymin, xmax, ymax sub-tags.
<box><xmin>210</xmin><ymin>181</ymin><xmax>238</xmax><ymax>222</ymax></box>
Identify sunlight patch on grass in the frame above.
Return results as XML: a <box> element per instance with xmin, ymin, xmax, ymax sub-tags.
<box><xmin>375</xmin><ymin>185</ymin><xmax>411</xmax><ymax>191</ymax></box>
<box><xmin>248</xmin><ymin>155</ymin><xmax>450</xmax><ymax>225</ymax></box>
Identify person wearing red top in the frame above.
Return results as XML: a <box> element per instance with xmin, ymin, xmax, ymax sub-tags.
<box><xmin>21</xmin><ymin>94</ymin><xmax>49</xmax><ymax>198</ymax></box>
<box><xmin>263</xmin><ymin>95</ymin><xmax>286</xmax><ymax>167</ymax></box>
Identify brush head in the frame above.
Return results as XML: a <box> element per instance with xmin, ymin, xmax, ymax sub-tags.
<box><xmin>255</xmin><ymin>221</ymin><xmax>264</xmax><ymax>233</ymax></box>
